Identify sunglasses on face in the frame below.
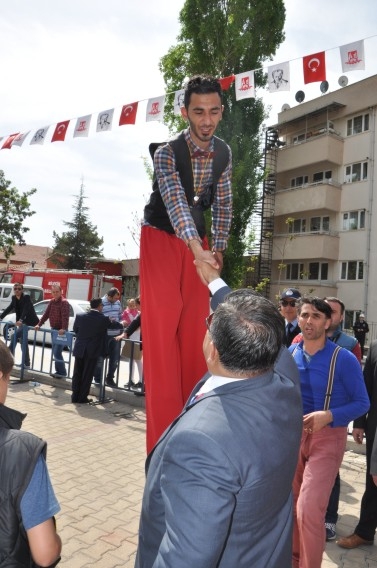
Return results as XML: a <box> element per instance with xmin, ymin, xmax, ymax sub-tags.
<box><xmin>281</xmin><ymin>300</ymin><xmax>296</xmax><ymax>307</ymax></box>
<box><xmin>13</xmin><ymin>287</ymin><xmax>22</xmax><ymax>291</ymax></box>
<box><xmin>206</xmin><ymin>312</ymin><xmax>214</xmax><ymax>331</ymax></box>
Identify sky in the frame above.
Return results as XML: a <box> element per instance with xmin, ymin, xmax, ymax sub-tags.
<box><xmin>1</xmin><ymin>0</ymin><xmax>377</xmax><ymax>261</ymax></box>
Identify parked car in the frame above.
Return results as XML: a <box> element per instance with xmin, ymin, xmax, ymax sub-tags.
<box><xmin>0</xmin><ymin>283</ymin><xmax>44</xmax><ymax>316</ymax></box>
<box><xmin>1</xmin><ymin>299</ymin><xmax>90</xmax><ymax>345</ymax></box>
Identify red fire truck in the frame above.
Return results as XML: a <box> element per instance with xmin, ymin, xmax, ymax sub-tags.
<box><xmin>0</xmin><ymin>269</ymin><xmax>123</xmax><ymax>301</ymax></box>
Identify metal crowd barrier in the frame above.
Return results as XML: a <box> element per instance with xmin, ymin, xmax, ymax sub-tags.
<box><xmin>0</xmin><ymin>322</ymin><xmax>144</xmax><ymax>399</ymax></box>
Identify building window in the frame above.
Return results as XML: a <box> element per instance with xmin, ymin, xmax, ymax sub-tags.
<box><xmin>308</xmin><ymin>262</ymin><xmax>328</xmax><ymax>280</ymax></box>
<box><xmin>344</xmin><ymin>161</ymin><xmax>368</xmax><ymax>183</ymax></box>
<box><xmin>310</xmin><ymin>216</ymin><xmax>330</xmax><ymax>232</ymax></box>
<box><xmin>288</xmin><ymin>218</ymin><xmax>306</xmax><ymax>233</ymax></box>
<box><xmin>342</xmin><ymin>210</ymin><xmax>365</xmax><ymax>230</ymax></box>
<box><xmin>291</xmin><ymin>175</ymin><xmax>309</xmax><ymax>187</ymax></box>
<box><xmin>347</xmin><ymin>114</ymin><xmax>369</xmax><ymax>136</ymax></box>
<box><xmin>313</xmin><ymin>170</ymin><xmax>332</xmax><ymax>183</ymax></box>
<box><xmin>286</xmin><ymin>263</ymin><xmax>304</xmax><ymax>280</ymax></box>
<box><xmin>340</xmin><ymin>261</ymin><xmax>364</xmax><ymax>280</ymax></box>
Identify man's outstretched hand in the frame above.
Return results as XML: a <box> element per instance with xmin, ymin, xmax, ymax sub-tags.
<box><xmin>194</xmin><ymin>259</ymin><xmax>221</xmax><ymax>286</ymax></box>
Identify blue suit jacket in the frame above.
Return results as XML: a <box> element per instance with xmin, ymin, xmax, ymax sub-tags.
<box><xmin>72</xmin><ymin>310</ymin><xmax>110</xmax><ymax>359</ymax></box>
<box><xmin>135</xmin><ymin>284</ymin><xmax>303</xmax><ymax>568</ymax></box>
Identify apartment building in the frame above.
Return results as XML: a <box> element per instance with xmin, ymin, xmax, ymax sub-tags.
<box><xmin>262</xmin><ymin>74</ymin><xmax>377</xmax><ymax>331</ymax></box>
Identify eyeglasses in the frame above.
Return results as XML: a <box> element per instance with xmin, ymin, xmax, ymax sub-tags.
<box><xmin>206</xmin><ymin>312</ymin><xmax>214</xmax><ymax>331</ymax></box>
<box><xmin>13</xmin><ymin>287</ymin><xmax>22</xmax><ymax>291</ymax></box>
<box><xmin>281</xmin><ymin>300</ymin><xmax>296</xmax><ymax>307</ymax></box>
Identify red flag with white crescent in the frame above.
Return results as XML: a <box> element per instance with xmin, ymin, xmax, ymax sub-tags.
<box><xmin>303</xmin><ymin>51</ymin><xmax>326</xmax><ymax>84</ymax></box>
<box><xmin>51</xmin><ymin>120</ymin><xmax>70</xmax><ymax>142</ymax></box>
<box><xmin>119</xmin><ymin>102</ymin><xmax>138</xmax><ymax>126</ymax></box>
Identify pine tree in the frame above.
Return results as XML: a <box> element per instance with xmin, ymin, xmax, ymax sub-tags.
<box><xmin>52</xmin><ymin>183</ymin><xmax>104</xmax><ymax>269</ymax></box>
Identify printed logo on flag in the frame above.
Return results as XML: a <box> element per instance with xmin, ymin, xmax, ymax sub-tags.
<box><xmin>74</xmin><ymin>115</ymin><xmax>92</xmax><ymax>138</ymax></box>
<box><xmin>235</xmin><ymin>71</ymin><xmax>255</xmax><ymax>101</ymax></box>
<box><xmin>146</xmin><ymin>96</ymin><xmax>165</xmax><ymax>122</ymax></box>
<box><xmin>339</xmin><ymin>40</ymin><xmax>365</xmax><ymax>72</ymax></box>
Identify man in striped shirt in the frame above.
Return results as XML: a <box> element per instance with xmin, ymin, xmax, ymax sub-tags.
<box><xmin>140</xmin><ymin>75</ymin><xmax>232</xmax><ymax>452</ymax></box>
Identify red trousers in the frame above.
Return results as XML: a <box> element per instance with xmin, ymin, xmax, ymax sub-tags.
<box><xmin>292</xmin><ymin>426</ymin><xmax>347</xmax><ymax>568</ymax></box>
<box><xmin>140</xmin><ymin>226</ymin><xmax>209</xmax><ymax>452</ymax></box>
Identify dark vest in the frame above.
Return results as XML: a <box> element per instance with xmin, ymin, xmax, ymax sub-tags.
<box><xmin>0</xmin><ymin>404</ymin><xmax>46</xmax><ymax>567</ymax></box>
<box><xmin>144</xmin><ymin>131</ymin><xmax>229</xmax><ymax>238</ymax></box>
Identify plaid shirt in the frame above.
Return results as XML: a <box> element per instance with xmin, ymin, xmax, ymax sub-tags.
<box><xmin>152</xmin><ymin>129</ymin><xmax>232</xmax><ymax>251</ymax></box>
<box><xmin>38</xmin><ymin>297</ymin><xmax>70</xmax><ymax>330</ymax></box>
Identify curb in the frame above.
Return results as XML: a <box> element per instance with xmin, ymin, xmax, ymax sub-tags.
<box><xmin>10</xmin><ymin>368</ymin><xmax>146</xmax><ymax>409</ymax></box>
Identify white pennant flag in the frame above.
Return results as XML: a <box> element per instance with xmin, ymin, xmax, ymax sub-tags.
<box><xmin>97</xmin><ymin>108</ymin><xmax>114</xmax><ymax>132</ymax></box>
<box><xmin>30</xmin><ymin>126</ymin><xmax>49</xmax><ymax>145</ymax></box>
<box><xmin>12</xmin><ymin>131</ymin><xmax>30</xmax><ymax>147</ymax></box>
<box><xmin>173</xmin><ymin>90</ymin><xmax>185</xmax><ymax>115</ymax></box>
<box><xmin>74</xmin><ymin>115</ymin><xmax>92</xmax><ymax>138</ymax></box>
<box><xmin>146</xmin><ymin>96</ymin><xmax>165</xmax><ymax>122</ymax></box>
<box><xmin>235</xmin><ymin>71</ymin><xmax>255</xmax><ymax>101</ymax></box>
<box><xmin>268</xmin><ymin>62</ymin><xmax>290</xmax><ymax>92</ymax></box>
<box><xmin>339</xmin><ymin>40</ymin><xmax>365</xmax><ymax>72</ymax></box>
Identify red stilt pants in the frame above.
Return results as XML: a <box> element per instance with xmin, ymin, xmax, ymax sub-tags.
<box><xmin>140</xmin><ymin>226</ymin><xmax>209</xmax><ymax>453</ymax></box>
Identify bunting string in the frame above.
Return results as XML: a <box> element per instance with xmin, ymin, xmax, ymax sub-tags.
<box><xmin>1</xmin><ymin>34</ymin><xmax>376</xmax><ymax>150</ymax></box>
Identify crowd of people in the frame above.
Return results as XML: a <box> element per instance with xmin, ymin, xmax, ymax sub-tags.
<box><xmin>1</xmin><ymin>74</ymin><xmax>376</xmax><ymax>566</ymax></box>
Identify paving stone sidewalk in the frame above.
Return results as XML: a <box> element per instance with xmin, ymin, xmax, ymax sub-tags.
<box><xmin>7</xmin><ymin>377</ymin><xmax>377</xmax><ymax>567</ymax></box>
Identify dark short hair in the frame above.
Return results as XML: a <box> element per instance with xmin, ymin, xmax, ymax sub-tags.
<box><xmin>107</xmin><ymin>288</ymin><xmax>120</xmax><ymax>298</ymax></box>
<box><xmin>13</xmin><ymin>282</ymin><xmax>23</xmax><ymax>290</ymax></box>
<box><xmin>323</xmin><ymin>296</ymin><xmax>345</xmax><ymax>315</ymax></box>
<box><xmin>210</xmin><ymin>289</ymin><xmax>284</xmax><ymax>375</ymax></box>
<box><xmin>297</xmin><ymin>296</ymin><xmax>333</xmax><ymax>319</ymax></box>
<box><xmin>90</xmin><ymin>298</ymin><xmax>103</xmax><ymax>310</ymax></box>
<box><xmin>0</xmin><ymin>341</ymin><xmax>14</xmax><ymax>377</ymax></box>
<box><xmin>184</xmin><ymin>75</ymin><xmax>222</xmax><ymax>108</ymax></box>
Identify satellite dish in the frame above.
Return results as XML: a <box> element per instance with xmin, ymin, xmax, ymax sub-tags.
<box><xmin>281</xmin><ymin>103</ymin><xmax>291</xmax><ymax>111</ymax></box>
<box><xmin>295</xmin><ymin>90</ymin><xmax>305</xmax><ymax>103</ymax></box>
<box><xmin>338</xmin><ymin>75</ymin><xmax>349</xmax><ymax>87</ymax></box>
<box><xmin>320</xmin><ymin>81</ymin><xmax>329</xmax><ymax>94</ymax></box>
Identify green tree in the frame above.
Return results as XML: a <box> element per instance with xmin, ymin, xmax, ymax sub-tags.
<box><xmin>159</xmin><ymin>0</ymin><xmax>285</xmax><ymax>287</ymax></box>
<box><xmin>0</xmin><ymin>170</ymin><xmax>36</xmax><ymax>260</ymax></box>
<box><xmin>52</xmin><ymin>183</ymin><xmax>104</xmax><ymax>269</ymax></box>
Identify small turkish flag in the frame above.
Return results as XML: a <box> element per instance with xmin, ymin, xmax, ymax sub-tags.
<box><xmin>51</xmin><ymin>120</ymin><xmax>70</xmax><ymax>142</ymax></box>
<box><xmin>218</xmin><ymin>75</ymin><xmax>235</xmax><ymax>91</ymax></box>
<box><xmin>1</xmin><ymin>133</ymin><xmax>20</xmax><ymax>149</ymax></box>
<box><xmin>119</xmin><ymin>102</ymin><xmax>138</xmax><ymax>126</ymax></box>
<box><xmin>303</xmin><ymin>51</ymin><xmax>326</xmax><ymax>84</ymax></box>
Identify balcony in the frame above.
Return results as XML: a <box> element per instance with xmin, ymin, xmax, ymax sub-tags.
<box><xmin>275</xmin><ymin>181</ymin><xmax>341</xmax><ymax>216</ymax></box>
<box><xmin>272</xmin><ymin>232</ymin><xmax>339</xmax><ymax>261</ymax></box>
<box><xmin>276</xmin><ymin>133</ymin><xmax>344</xmax><ymax>173</ymax></box>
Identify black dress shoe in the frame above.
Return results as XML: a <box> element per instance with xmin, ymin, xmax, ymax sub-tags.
<box><xmin>106</xmin><ymin>379</ymin><xmax>116</xmax><ymax>387</ymax></box>
<box><xmin>78</xmin><ymin>398</ymin><xmax>93</xmax><ymax>404</ymax></box>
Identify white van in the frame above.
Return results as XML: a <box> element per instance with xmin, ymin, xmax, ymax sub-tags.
<box><xmin>0</xmin><ymin>283</ymin><xmax>44</xmax><ymax>316</ymax></box>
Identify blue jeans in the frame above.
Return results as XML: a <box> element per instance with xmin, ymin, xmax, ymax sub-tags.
<box><xmin>325</xmin><ymin>472</ymin><xmax>340</xmax><ymax>524</ymax></box>
<box><xmin>52</xmin><ymin>341</ymin><xmax>67</xmax><ymax>376</ymax></box>
<box><xmin>9</xmin><ymin>325</ymin><xmax>31</xmax><ymax>366</ymax></box>
<box><xmin>94</xmin><ymin>336</ymin><xmax>121</xmax><ymax>382</ymax></box>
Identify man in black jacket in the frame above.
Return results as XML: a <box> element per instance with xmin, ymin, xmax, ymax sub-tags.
<box><xmin>279</xmin><ymin>288</ymin><xmax>302</xmax><ymax>347</ymax></box>
<box><xmin>337</xmin><ymin>339</ymin><xmax>377</xmax><ymax>548</ymax></box>
<box><xmin>0</xmin><ymin>283</ymin><xmax>38</xmax><ymax>367</ymax></box>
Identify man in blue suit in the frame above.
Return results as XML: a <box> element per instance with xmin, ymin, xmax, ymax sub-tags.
<box><xmin>71</xmin><ymin>298</ymin><xmax>110</xmax><ymax>404</ymax></box>
<box><xmin>135</xmin><ymin>262</ymin><xmax>302</xmax><ymax>568</ymax></box>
